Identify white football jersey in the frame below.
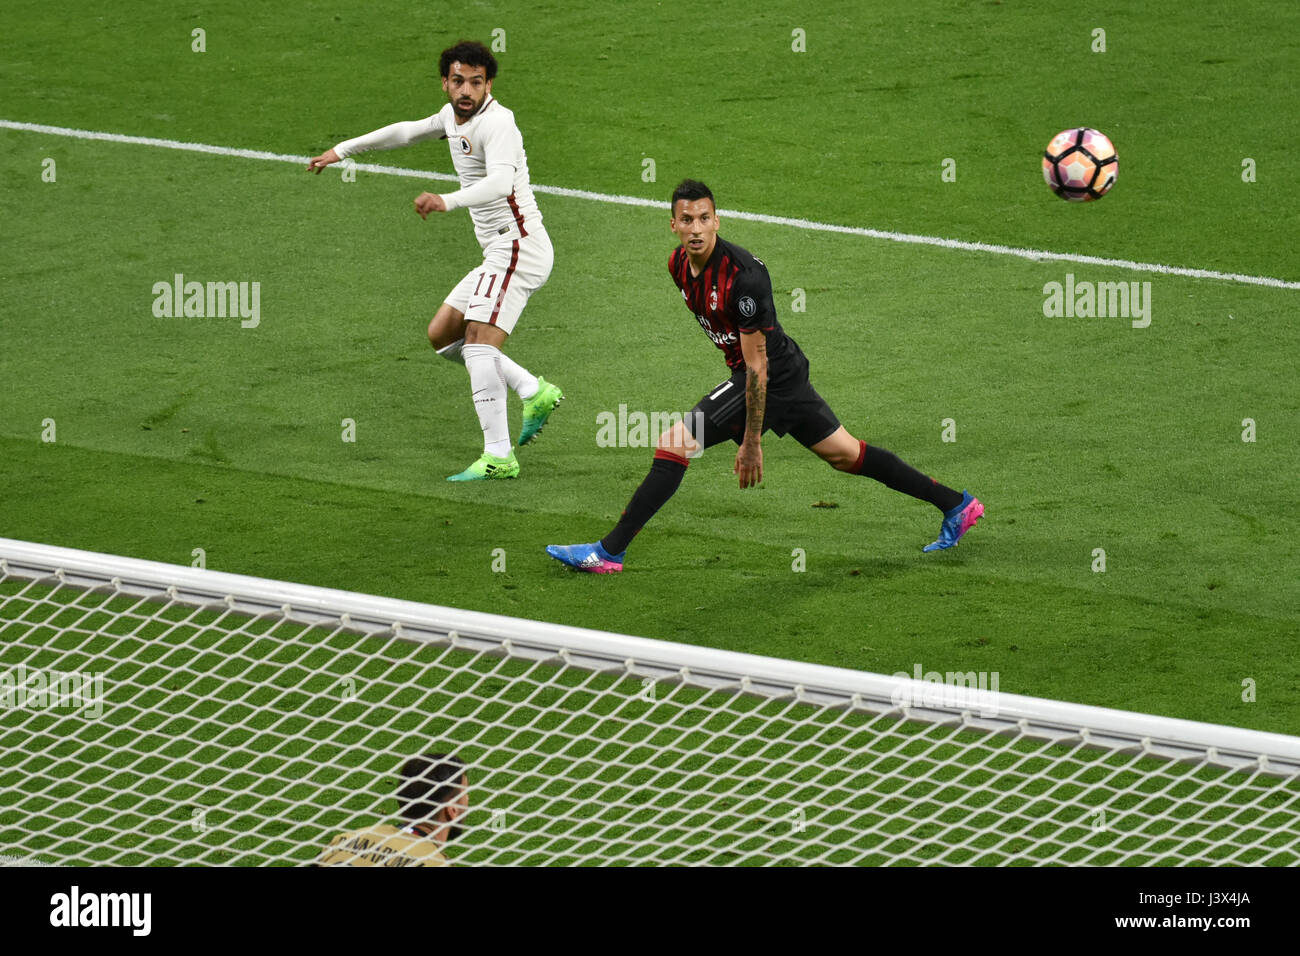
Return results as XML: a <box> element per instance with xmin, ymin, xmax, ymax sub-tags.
<box><xmin>333</xmin><ymin>96</ymin><xmax>545</xmax><ymax>250</ymax></box>
<box><xmin>435</xmin><ymin>97</ymin><xmax>544</xmax><ymax>247</ymax></box>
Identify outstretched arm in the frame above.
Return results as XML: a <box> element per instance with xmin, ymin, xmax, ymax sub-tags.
<box><xmin>307</xmin><ymin>116</ymin><xmax>445</xmax><ymax>173</ymax></box>
<box><xmin>735</xmin><ymin>330</ymin><xmax>767</xmax><ymax>489</ymax></box>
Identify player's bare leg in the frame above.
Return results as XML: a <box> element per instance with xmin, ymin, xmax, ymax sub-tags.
<box><xmin>807</xmin><ymin>426</ymin><xmax>864</xmax><ymax>471</ymax></box>
<box><xmin>546</xmin><ymin>422</ymin><xmax>700</xmax><ymax>572</ymax></box>
<box><xmin>651</xmin><ymin>420</ymin><xmax>698</xmax><ymax>462</ymax></box>
<box><xmin>808</xmin><ymin>426</ymin><xmax>983</xmax><ymax>551</ymax></box>
<box><xmin>428</xmin><ymin>303</ymin><xmax>468</xmax><ymax>363</ymax></box>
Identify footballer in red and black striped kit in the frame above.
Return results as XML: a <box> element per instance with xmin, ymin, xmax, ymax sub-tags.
<box><xmin>669</xmin><ymin>238</ymin><xmax>799</xmax><ymax>387</ymax></box>
<box><xmin>546</xmin><ymin>180</ymin><xmax>984</xmax><ymax>573</ymax></box>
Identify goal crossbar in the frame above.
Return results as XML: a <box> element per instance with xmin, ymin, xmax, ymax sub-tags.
<box><xmin>2</xmin><ymin>538</ymin><xmax>1295</xmax><ymax>776</ymax></box>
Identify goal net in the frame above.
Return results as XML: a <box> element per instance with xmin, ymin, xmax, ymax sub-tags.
<box><xmin>2</xmin><ymin>537</ymin><xmax>1298</xmax><ymax>866</ymax></box>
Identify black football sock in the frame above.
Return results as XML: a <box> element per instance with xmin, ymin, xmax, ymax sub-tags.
<box><xmin>600</xmin><ymin>451</ymin><xmax>689</xmax><ymax>555</ymax></box>
<box><xmin>852</xmin><ymin>440</ymin><xmax>963</xmax><ymax>512</ymax></box>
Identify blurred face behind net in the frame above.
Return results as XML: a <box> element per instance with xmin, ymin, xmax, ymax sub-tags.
<box><xmin>441</xmin><ymin>775</ymin><xmax>470</xmax><ymax>842</ymax></box>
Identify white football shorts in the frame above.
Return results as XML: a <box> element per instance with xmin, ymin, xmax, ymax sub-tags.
<box><xmin>444</xmin><ymin>227</ymin><xmax>553</xmax><ymax>336</ymax></box>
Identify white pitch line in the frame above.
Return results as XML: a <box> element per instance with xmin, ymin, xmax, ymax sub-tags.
<box><xmin>5</xmin><ymin>118</ymin><xmax>1298</xmax><ymax>291</ymax></box>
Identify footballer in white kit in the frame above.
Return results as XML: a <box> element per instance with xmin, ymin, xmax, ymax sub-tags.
<box><xmin>308</xmin><ymin>40</ymin><xmax>561</xmax><ymax>481</ymax></box>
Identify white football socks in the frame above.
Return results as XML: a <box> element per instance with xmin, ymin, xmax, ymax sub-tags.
<box><xmin>436</xmin><ymin>337</ymin><xmax>465</xmax><ymax>365</ymax></box>
<box><xmin>441</xmin><ymin>336</ymin><xmax>537</xmax><ymax>400</ymax></box>
<box><xmin>461</xmin><ymin>344</ymin><xmax>512</xmax><ymax>458</ymax></box>
<box><xmin>494</xmin><ymin>351</ymin><xmax>539</xmax><ymax>401</ymax></box>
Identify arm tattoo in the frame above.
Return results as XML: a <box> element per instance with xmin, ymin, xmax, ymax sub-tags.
<box><xmin>744</xmin><ymin>339</ymin><xmax>767</xmax><ymax>441</ymax></box>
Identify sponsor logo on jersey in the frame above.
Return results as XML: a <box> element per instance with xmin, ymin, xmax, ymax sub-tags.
<box><xmin>696</xmin><ymin>314</ymin><xmax>737</xmax><ymax>347</ymax></box>
<box><xmin>457</xmin><ymin>136</ymin><xmax>472</xmax><ymax>155</ymax></box>
<box><xmin>738</xmin><ymin>295</ymin><xmax>757</xmax><ymax>318</ymax></box>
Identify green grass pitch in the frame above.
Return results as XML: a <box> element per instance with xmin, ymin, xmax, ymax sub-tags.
<box><xmin>2</xmin><ymin>0</ymin><xmax>1298</xmax><ymax>786</ymax></box>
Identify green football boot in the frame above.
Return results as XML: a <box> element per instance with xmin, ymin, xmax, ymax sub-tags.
<box><xmin>446</xmin><ymin>450</ymin><xmax>520</xmax><ymax>482</ymax></box>
<box><xmin>519</xmin><ymin>378</ymin><xmax>563</xmax><ymax>446</ymax></box>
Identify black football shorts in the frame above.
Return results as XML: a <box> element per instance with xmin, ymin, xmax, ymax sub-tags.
<box><xmin>685</xmin><ymin>362</ymin><xmax>840</xmax><ymax>450</ymax></box>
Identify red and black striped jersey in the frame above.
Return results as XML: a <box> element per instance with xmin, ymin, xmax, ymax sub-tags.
<box><xmin>669</xmin><ymin>237</ymin><xmax>798</xmax><ymax>381</ymax></box>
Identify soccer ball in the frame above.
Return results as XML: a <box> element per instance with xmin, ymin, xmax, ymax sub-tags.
<box><xmin>1042</xmin><ymin>128</ymin><xmax>1118</xmax><ymax>202</ymax></box>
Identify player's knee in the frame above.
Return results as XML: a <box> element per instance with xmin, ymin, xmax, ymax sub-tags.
<box><xmin>427</xmin><ymin>308</ymin><xmax>465</xmax><ymax>348</ymax></box>
<box><xmin>464</xmin><ymin>322</ymin><xmax>507</xmax><ymax>348</ymax></box>
<box><xmin>816</xmin><ymin>432</ymin><xmax>862</xmax><ymax>472</ymax></box>
<box><xmin>653</xmin><ymin>434</ymin><xmax>685</xmax><ymax>458</ymax></box>
<box><xmin>655</xmin><ymin>426</ymin><xmax>697</xmax><ymax>463</ymax></box>
<box><xmin>828</xmin><ymin>450</ymin><xmax>858</xmax><ymax>472</ymax></box>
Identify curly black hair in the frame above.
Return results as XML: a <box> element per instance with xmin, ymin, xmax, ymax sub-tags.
<box><xmin>439</xmin><ymin>40</ymin><xmax>499</xmax><ymax>80</ymax></box>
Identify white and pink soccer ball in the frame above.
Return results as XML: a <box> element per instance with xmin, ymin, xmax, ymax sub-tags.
<box><xmin>1042</xmin><ymin>127</ymin><xmax>1118</xmax><ymax>202</ymax></box>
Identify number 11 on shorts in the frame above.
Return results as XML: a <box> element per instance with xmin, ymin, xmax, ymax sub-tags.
<box><xmin>473</xmin><ymin>271</ymin><xmax>498</xmax><ymax>297</ymax></box>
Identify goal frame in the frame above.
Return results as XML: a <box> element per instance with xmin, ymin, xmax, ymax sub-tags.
<box><xmin>3</xmin><ymin>536</ymin><xmax>1297</xmax><ymax>780</ymax></box>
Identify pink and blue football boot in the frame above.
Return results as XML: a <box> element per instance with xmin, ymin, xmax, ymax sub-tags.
<box><xmin>546</xmin><ymin>541</ymin><xmax>625</xmax><ymax>573</ymax></box>
<box><xmin>923</xmin><ymin>491</ymin><xmax>984</xmax><ymax>552</ymax></box>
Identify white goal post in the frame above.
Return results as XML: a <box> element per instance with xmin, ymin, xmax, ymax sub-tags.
<box><xmin>2</xmin><ymin>537</ymin><xmax>1298</xmax><ymax>866</ymax></box>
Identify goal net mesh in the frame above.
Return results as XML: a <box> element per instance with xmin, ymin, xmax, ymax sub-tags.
<box><xmin>2</xmin><ymin>551</ymin><xmax>1298</xmax><ymax>866</ymax></box>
